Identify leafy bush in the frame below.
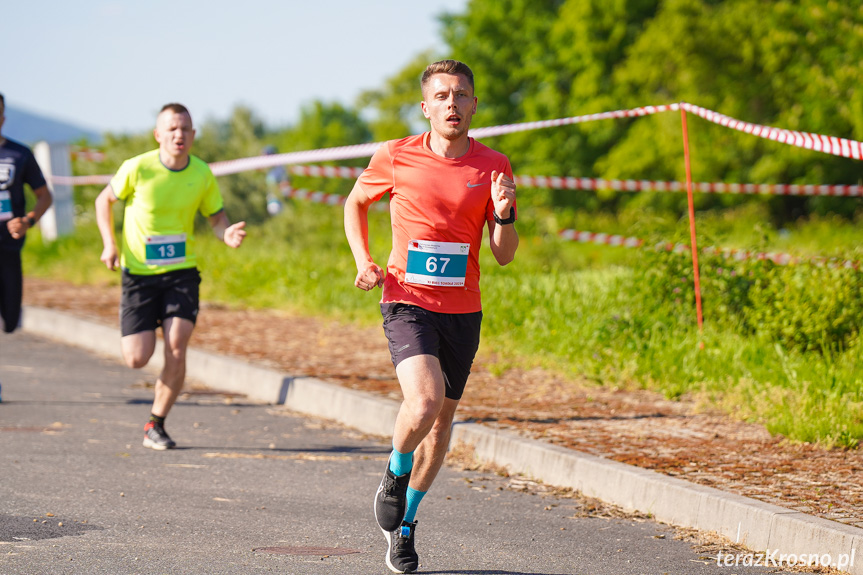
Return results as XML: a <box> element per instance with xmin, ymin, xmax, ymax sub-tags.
<box><xmin>744</xmin><ymin>263</ymin><xmax>863</xmax><ymax>353</ymax></box>
<box><xmin>632</xmin><ymin>246</ymin><xmax>863</xmax><ymax>353</ymax></box>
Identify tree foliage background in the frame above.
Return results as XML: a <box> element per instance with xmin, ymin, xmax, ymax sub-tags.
<box><xmin>437</xmin><ymin>0</ymin><xmax>862</xmax><ymax>222</ymax></box>
<box><xmin>85</xmin><ymin>0</ymin><xmax>862</xmax><ymax>227</ymax></box>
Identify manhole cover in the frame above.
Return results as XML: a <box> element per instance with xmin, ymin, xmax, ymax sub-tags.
<box><xmin>253</xmin><ymin>546</ymin><xmax>361</xmax><ymax>556</ymax></box>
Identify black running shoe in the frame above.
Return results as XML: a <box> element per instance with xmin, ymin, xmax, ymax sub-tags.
<box><xmin>384</xmin><ymin>520</ymin><xmax>419</xmax><ymax>574</ymax></box>
<box><xmin>374</xmin><ymin>457</ymin><xmax>411</xmax><ymax>531</ymax></box>
<box><xmin>143</xmin><ymin>421</ymin><xmax>176</xmax><ymax>450</ymax></box>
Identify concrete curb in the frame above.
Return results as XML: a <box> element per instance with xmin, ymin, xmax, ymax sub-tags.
<box><xmin>452</xmin><ymin>424</ymin><xmax>862</xmax><ymax>572</ymax></box>
<box><xmin>21</xmin><ymin>305</ymin><xmax>862</xmax><ymax>574</ymax></box>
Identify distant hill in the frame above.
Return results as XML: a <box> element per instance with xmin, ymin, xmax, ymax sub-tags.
<box><xmin>3</xmin><ymin>105</ymin><xmax>102</xmax><ymax>145</ymax></box>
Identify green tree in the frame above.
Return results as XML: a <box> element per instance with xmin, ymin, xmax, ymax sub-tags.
<box><xmin>194</xmin><ymin>106</ymin><xmax>269</xmax><ymax>225</ymax></box>
<box><xmin>606</xmin><ymin>0</ymin><xmax>863</xmax><ymax>221</ymax></box>
<box><xmin>274</xmin><ymin>100</ymin><xmax>371</xmax><ymax>153</ymax></box>
<box><xmin>271</xmin><ymin>100</ymin><xmax>372</xmax><ymax>195</ymax></box>
<box><xmin>435</xmin><ymin>0</ymin><xmax>862</xmax><ymax>221</ymax></box>
<box><xmin>356</xmin><ymin>51</ymin><xmax>437</xmax><ymax>141</ymax></box>
<box><xmin>72</xmin><ymin>131</ymin><xmax>153</xmax><ymax>211</ymax></box>
<box><xmin>442</xmin><ymin>0</ymin><xmax>661</xmax><ymax>211</ymax></box>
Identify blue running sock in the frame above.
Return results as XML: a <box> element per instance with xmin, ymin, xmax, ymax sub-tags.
<box><xmin>403</xmin><ymin>487</ymin><xmax>427</xmax><ymax>525</ymax></box>
<box><xmin>389</xmin><ymin>446</ymin><xmax>414</xmax><ymax>476</ymax></box>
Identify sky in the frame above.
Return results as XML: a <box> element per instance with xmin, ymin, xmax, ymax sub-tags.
<box><xmin>4</xmin><ymin>0</ymin><xmax>468</xmax><ymax>135</ymax></box>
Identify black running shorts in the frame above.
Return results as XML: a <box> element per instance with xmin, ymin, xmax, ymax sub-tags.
<box><xmin>380</xmin><ymin>303</ymin><xmax>482</xmax><ymax>401</ymax></box>
<box><xmin>121</xmin><ymin>268</ymin><xmax>201</xmax><ymax>336</ymax></box>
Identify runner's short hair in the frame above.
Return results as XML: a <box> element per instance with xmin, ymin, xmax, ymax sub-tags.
<box><xmin>0</xmin><ymin>93</ymin><xmax>5</xmax><ymax>110</ymax></box>
<box><xmin>159</xmin><ymin>103</ymin><xmax>191</xmax><ymax>121</ymax></box>
<box><xmin>421</xmin><ymin>60</ymin><xmax>474</xmax><ymax>96</ymax></box>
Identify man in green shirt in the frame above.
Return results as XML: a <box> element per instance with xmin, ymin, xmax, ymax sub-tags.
<box><xmin>95</xmin><ymin>103</ymin><xmax>246</xmax><ymax>450</ymax></box>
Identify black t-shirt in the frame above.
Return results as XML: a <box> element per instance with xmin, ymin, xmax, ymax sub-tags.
<box><xmin>0</xmin><ymin>138</ymin><xmax>47</xmax><ymax>251</ymax></box>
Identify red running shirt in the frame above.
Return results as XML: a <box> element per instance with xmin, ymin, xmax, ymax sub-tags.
<box><xmin>357</xmin><ymin>133</ymin><xmax>514</xmax><ymax>314</ymax></box>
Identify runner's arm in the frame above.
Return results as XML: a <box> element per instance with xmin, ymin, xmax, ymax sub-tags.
<box><xmin>208</xmin><ymin>209</ymin><xmax>246</xmax><ymax>248</ymax></box>
<box><xmin>344</xmin><ymin>181</ymin><xmax>384</xmax><ymax>291</ymax></box>
<box><xmin>95</xmin><ymin>185</ymin><xmax>120</xmax><ymax>270</ymax></box>
<box><xmin>6</xmin><ymin>184</ymin><xmax>52</xmax><ymax>240</ymax></box>
<box><xmin>488</xmin><ymin>170</ymin><xmax>518</xmax><ymax>266</ymax></box>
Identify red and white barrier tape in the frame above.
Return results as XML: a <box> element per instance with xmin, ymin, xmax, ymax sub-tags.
<box><xmin>288</xmin><ymin>165</ymin><xmax>863</xmax><ymax>198</ymax></box>
<box><xmin>468</xmin><ymin>104</ymin><xmax>680</xmax><ymax>138</ymax></box>
<box><xmin>558</xmin><ymin>229</ymin><xmax>860</xmax><ymax>269</ymax></box>
<box><xmin>282</xmin><ymin>187</ymin><xmax>345</xmax><ymax>207</ymax></box>
<box><xmin>513</xmin><ymin>176</ymin><xmax>863</xmax><ymax>197</ymax></box>
<box><xmin>289</xmin><ymin>165</ymin><xmax>365</xmax><ymax>179</ymax></box>
<box><xmin>71</xmin><ymin>148</ymin><xmax>106</xmax><ymax>162</ymax></box>
<box><xmin>278</xmin><ymin>184</ymin><xmax>388</xmax><ymax>212</ymax></box>
<box><xmin>700</xmin><ymin>245</ymin><xmax>860</xmax><ymax>269</ymax></box>
<box><xmin>50</xmin><ymin>101</ymin><xmax>862</xmax><ymax>185</ymax></box>
<box><xmin>50</xmin><ymin>163</ymin><xmax>369</xmax><ymax>187</ymax></box>
<box><xmin>50</xmin><ymin>174</ymin><xmax>112</xmax><ymax>186</ymax></box>
<box><xmin>50</xmin><ymin>168</ymin><xmax>863</xmax><ymax>198</ymax></box>
<box><xmin>679</xmin><ymin>102</ymin><xmax>862</xmax><ymax>161</ymax></box>
<box><xmin>208</xmin><ymin>142</ymin><xmax>383</xmax><ymax>177</ymax></box>
<box><xmin>64</xmin><ymin>103</ymin><xmax>681</xmax><ymax>178</ymax></box>
<box><xmin>558</xmin><ymin>229</ymin><xmax>644</xmax><ymax>248</ymax></box>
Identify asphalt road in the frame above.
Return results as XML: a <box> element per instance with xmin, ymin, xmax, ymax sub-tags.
<box><xmin>0</xmin><ymin>331</ymin><xmax>793</xmax><ymax>575</ymax></box>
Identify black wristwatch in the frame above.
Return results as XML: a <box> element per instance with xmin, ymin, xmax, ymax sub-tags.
<box><xmin>493</xmin><ymin>210</ymin><xmax>516</xmax><ymax>225</ymax></box>
<box><xmin>26</xmin><ymin>215</ymin><xmax>36</xmax><ymax>227</ymax></box>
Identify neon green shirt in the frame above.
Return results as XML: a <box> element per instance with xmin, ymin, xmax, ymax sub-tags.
<box><xmin>111</xmin><ymin>149</ymin><xmax>224</xmax><ymax>276</ymax></box>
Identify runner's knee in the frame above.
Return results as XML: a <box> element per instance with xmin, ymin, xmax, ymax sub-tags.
<box><xmin>405</xmin><ymin>395</ymin><xmax>445</xmax><ymax>426</ymax></box>
<box><xmin>123</xmin><ymin>349</ymin><xmax>152</xmax><ymax>369</ymax></box>
<box><xmin>164</xmin><ymin>343</ymin><xmax>187</xmax><ymax>364</ymax></box>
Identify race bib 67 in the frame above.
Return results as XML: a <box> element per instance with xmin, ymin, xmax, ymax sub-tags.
<box><xmin>405</xmin><ymin>240</ymin><xmax>469</xmax><ymax>287</ymax></box>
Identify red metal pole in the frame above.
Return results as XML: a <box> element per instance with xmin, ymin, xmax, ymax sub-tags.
<box><xmin>680</xmin><ymin>109</ymin><xmax>704</xmax><ymax>337</ymax></box>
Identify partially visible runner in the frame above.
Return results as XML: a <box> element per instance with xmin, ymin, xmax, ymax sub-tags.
<box><xmin>344</xmin><ymin>60</ymin><xmax>518</xmax><ymax>574</ymax></box>
<box><xmin>262</xmin><ymin>144</ymin><xmax>291</xmax><ymax>216</ymax></box>
<box><xmin>95</xmin><ymin>103</ymin><xmax>246</xmax><ymax>450</ymax></box>
<box><xmin>0</xmin><ymin>92</ymin><xmax>54</xmax><ymax>402</ymax></box>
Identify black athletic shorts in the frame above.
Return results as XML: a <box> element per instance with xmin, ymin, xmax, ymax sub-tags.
<box><xmin>121</xmin><ymin>268</ymin><xmax>201</xmax><ymax>336</ymax></box>
<box><xmin>380</xmin><ymin>303</ymin><xmax>482</xmax><ymax>401</ymax></box>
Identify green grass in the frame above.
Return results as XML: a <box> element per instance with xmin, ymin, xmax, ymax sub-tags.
<box><xmin>21</xmin><ymin>223</ymin><xmax>120</xmax><ymax>287</ymax></box>
<box><xmin>22</xmin><ymin>200</ymin><xmax>863</xmax><ymax>448</ymax></box>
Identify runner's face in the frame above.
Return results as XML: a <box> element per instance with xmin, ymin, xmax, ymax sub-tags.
<box><xmin>421</xmin><ymin>73</ymin><xmax>477</xmax><ymax>141</ymax></box>
<box><xmin>154</xmin><ymin>111</ymin><xmax>195</xmax><ymax>160</ymax></box>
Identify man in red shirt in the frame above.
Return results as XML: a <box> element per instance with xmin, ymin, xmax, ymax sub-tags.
<box><xmin>344</xmin><ymin>59</ymin><xmax>518</xmax><ymax>574</ymax></box>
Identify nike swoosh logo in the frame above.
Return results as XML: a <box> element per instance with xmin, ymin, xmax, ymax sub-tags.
<box><xmin>466</xmin><ymin>182</ymin><xmax>486</xmax><ymax>188</ymax></box>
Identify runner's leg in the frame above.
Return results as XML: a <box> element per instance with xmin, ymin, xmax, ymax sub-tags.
<box><xmin>375</xmin><ymin>353</ymin><xmax>445</xmax><ymax>532</ymax></box>
<box><xmin>0</xmin><ymin>250</ymin><xmax>23</xmax><ymax>333</ymax></box>
<box><xmin>409</xmin><ymin>396</ymin><xmax>459</xmax><ymax>492</ymax></box>
<box><xmin>392</xmin><ymin>354</ymin><xmax>447</xmax><ymax>454</ymax></box>
<box><xmin>121</xmin><ymin>331</ymin><xmax>157</xmax><ymax>369</ymax></box>
<box><xmin>151</xmin><ymin>316</ymin><xmax>195</xmax><ymax>418</ymax></box>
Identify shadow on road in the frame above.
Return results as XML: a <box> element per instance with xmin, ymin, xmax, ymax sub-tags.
<box><xmin>0</xmin><ymin>514</ymin><xmax>103</xmax><ymax>543</ymax></box>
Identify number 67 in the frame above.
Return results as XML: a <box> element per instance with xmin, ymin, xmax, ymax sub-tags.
<box><xmin>426</xmin><ymin>256</ymin><xmax>450</xmax><ymax>273</ymax></box>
